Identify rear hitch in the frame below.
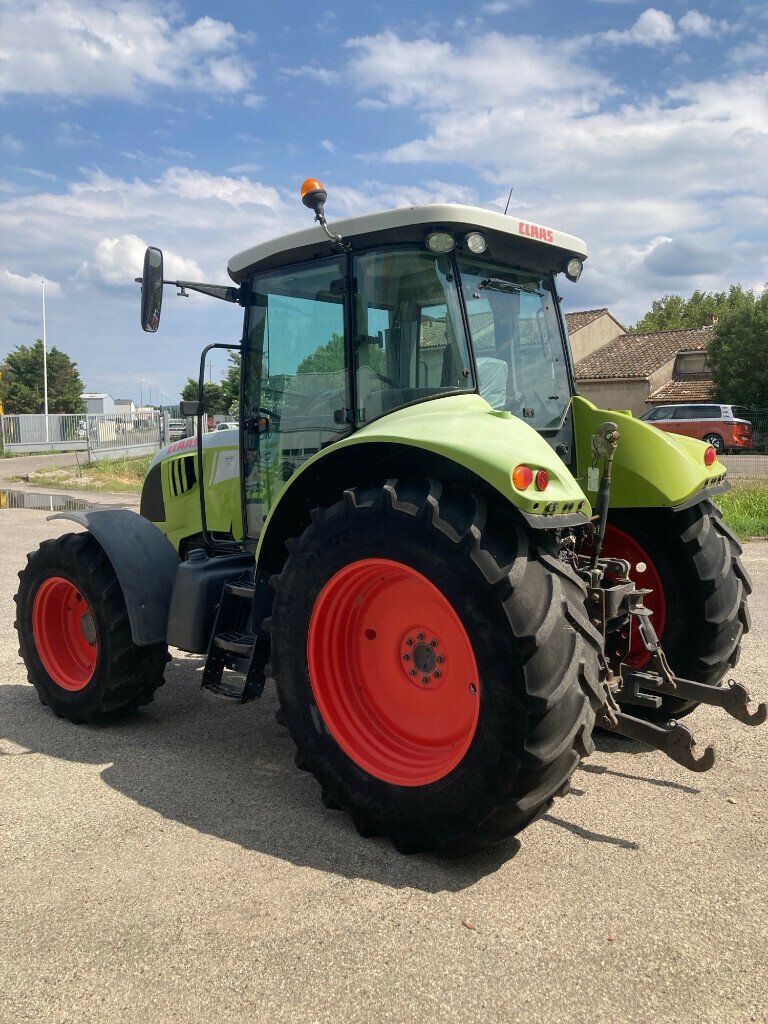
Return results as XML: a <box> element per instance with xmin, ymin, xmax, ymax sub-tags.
<box><xmin>615</xmin><ymin>588</ymin><xmax>767</xmax><ymax>727</ymax></box>
<box><xmin>588</xmin><ymin>560</ymin><xmax>765</xmax><ymax>773</ymax></box>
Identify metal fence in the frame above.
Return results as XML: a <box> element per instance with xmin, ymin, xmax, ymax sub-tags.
<box><xmin>719</xmin><ymin>411</ymin><xmax>768</xmax><ymax>478</ymax></box>
<box><xmin>1</xmin><ymin>412</ymin><xmax>164</xmax><ymax>460</ymax></box>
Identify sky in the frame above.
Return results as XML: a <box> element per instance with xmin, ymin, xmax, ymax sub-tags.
<box><xmin>1</xmin><ymin>0</ymin><xmax>766</xmax><ymax>405</ymax></box>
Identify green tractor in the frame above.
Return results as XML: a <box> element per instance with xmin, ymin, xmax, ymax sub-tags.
<box><xmin>15</xmin><ymin>179</ymin><xmax>764</xmax><ymax>855</ymax></box>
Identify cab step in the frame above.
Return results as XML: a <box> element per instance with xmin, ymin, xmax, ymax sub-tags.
<box><xmin>201</xmin><ymin>676</ymin><xmax>248</xmax><ymax>702</ymax></box>
<box><xmin>212</xmin><ymin>630</ymin><xmax>255</xmax><ymax>657</ymax></box>
<box><xmin>200</xmin><ymin>570</ymin><xmax>272</xmax><ymax>703</ymax></box>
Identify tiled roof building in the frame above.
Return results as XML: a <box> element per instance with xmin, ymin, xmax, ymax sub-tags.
<box><xmin>566</xmin><ymin>311</ymin><xmax>715</xmax><ymax>416</ymax></box>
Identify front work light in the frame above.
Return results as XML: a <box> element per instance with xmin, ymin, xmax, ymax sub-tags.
<box><xmin>426</xmin><ymin>231</ymin><xmax>455</xmax><ymax>254</ymax></box>
<box><xmin>564</xmin><ymin>258</ymin><xmax>583</xmax><ymax>282</ymax></box>
<box><xmin>465</xmin><ymin>231</ymin><xmax>487</xmax><ymax>254</ymax></box>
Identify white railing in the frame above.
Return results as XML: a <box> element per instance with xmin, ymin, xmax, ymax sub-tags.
<box><xmin>1</xmin><ymin>412</ymin><xmax>164</xmax><ymax>459</ymax></box>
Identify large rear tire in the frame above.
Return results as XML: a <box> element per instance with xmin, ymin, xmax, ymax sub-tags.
<box><xmin>15</xmin><ymin>532</ymin><xmax>169</xmax><ymax>723</ymax></box>
<box><xmin>597</xmin><ymin>500</ymin><xmax>751</xmax><ymax>719</ymax></box>
<box><xmin>267</xmin><ymin>480</ymin><xmax>603</xmax><ymax>856</ymax></box>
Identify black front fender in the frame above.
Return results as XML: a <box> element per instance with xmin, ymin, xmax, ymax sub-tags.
<box><xmin>49</xmin><ymin>509</ymin><xmax>180</xmax><ymax>646</ymax></box>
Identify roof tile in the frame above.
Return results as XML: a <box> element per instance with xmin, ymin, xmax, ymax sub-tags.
<box><xmin>575</xmin><ymin>325</ymin><xmax>712</xmax><ymax>380</ymax></box>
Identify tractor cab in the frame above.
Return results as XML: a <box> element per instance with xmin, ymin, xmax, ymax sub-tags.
<box><xmin>228</xmin><ymin>190</ymin><xmax>587</xmax><ymax>541</ymax></box>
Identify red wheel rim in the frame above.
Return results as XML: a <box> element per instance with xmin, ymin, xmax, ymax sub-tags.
<box><xmin>32</xmin><ymin>577</ymin><xmax>98</xmax><ymax>691</ymax></box>
<box><xmin>593</xmin><ymin>524</ymin><xmax>667</xmax><ymax>668</ymax></box>
<box><xmin>307</xmin><ymin>558</ymin><xmax>480</xmax><ymax>787</ymax></box>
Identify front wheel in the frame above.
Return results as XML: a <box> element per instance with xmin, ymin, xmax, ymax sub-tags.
<box><xmin>702</xmin><ymin>432</ymin><xmax>724</xmax><ymax>454</ymax></box>
<box><xmin>15</xmin><ymin>532</ymin><xmax>169</xmax><ymax>722</ymax></box>
<box><xmin>594</xmin><ymin>501</ymin><xmax>751</xmax><ymax>718</ymax></box>
<box><xmin>268</xmin><ymin>480</ymin><xmax>603</xmax><ymax>856</ymax></box>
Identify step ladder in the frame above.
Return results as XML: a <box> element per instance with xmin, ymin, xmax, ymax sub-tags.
<box><xmin>201</xmin><ymin>573</ymin><xmax>271</xmax><ymax>703</ymax></box>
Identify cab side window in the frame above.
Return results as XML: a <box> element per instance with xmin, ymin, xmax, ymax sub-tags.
<box><xmin>242</xmin><ymin>257</ymin><xmax>348</xmax><ymax>538</ymax></box>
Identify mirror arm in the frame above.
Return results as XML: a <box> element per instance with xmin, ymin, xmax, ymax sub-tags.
<box><xmin>169</xmin><ymin>281</ymin><xmax>242</xmax><ymax>304</ymax></box>
<box><xmin>134</xmin><ymin>279</ymin><xmax>242</xmax><ymax>305</ymax></box>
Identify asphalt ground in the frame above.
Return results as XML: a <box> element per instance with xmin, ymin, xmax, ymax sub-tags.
<box><xmin>1</xmin><ymin>510</ymin><xmax>766</xmax><ymax>1024</ymax></box>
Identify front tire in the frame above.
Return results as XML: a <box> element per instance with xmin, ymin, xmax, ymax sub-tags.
<box><xmin>15</xmin><ymin>532</ymin><xmax>169</xmax><ymax>723</ymax></box>
<box><xmin>268</xmin><ymin>480</ymin><xmax>603</xmax><ymax>856</ymax></box>
<box><xmin>598</xmin><ymin>501</ymin><xmax>751</xmax><ymax>718</ymax></box>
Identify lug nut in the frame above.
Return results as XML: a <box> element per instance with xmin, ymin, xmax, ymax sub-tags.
<box><xmin>433</xmin><ymin>670</ymin><xmax>441</xmax><ymax>679</ymax></box>
<box><xmin>422</xmin><ymin>675</ymin><xmax>429</xmax><ymax>684</ymax></box>
<box><xmin>405</xmin><ymin>637</ymin><xmax>413</xmax><ymax>647</ymax></box>
<box><xmin>409</xmin><ymin>668</ymin><xmax>417</xmax><ymax>676</ymax></box>
<box><xmin>416</xmin><ymin>633</ymin><xmax>424</xmax><ymax>641</ymax></box>
<box><xmin>429</xmin><ymin>639</ymin><xmax>438</xmax><ymax>648</ymax></box>
<box><xmin>436</xmin><ymin>655</ymin><xmax>445</xmax><ymax>664</ymax></box>
<box><xmin>402</xmin><ymin>653</ymin><xmax>410</xmax><ymax>661</ymax></box>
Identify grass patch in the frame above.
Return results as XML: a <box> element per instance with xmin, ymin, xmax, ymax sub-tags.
<box><xmin>718</xmin><ymin>480</ymin><xmax>768</xmax><ymax>539</ymax></box>
<box><xmin>8</xmin><ymin>454</ymin><xmax>153</xmax><ymax>494</ymax></box>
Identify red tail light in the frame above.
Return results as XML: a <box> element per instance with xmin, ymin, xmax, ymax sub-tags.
<box><xmin>534</xmin><ymin>469</ymin><xmax>549</xmax><ymax>491</ymax></box>
<box><xmin>704</xmin><ymin>446</ymin><xmax>717</xmax><ymax>467</ymax></box>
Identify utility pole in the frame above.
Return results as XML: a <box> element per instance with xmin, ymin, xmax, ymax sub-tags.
<box><xmin>140</xmin><ymin>379</ymin><xmax>145</xmax><ymax>407</ymax></box>
<box><xmin>207</xmin><ymin>360</ymin><xmax>213</xmax><ymax>383</ymax></box>
<box><xmin>41</xmin><ymin>279</ymin><xmax>49</xmax><ymax>442</ymax></box>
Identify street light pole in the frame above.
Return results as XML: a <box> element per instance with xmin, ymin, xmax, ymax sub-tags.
<box><xmin>140</xmin><ymin>379</ymin><xmax>145</xmax><ymax>407</ymax></box>
<box><xmin>41</xmin><ymin>279</ymin><xmax>49</xmax><ymax>442</ymax></box>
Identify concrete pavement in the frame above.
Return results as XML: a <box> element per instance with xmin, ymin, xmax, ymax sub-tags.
<box><xmin>1</xmin><ymin>510</ymin><xmax>766</xmax><ymax>1024</ymax></box>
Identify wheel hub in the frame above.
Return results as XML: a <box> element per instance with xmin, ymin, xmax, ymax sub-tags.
<box><xmin>399</xmin><ymin>631</ymin><xmax>444</xmax><ymax>685</ymax></box>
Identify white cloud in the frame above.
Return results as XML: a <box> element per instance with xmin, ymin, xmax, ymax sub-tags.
<box><xmin>281</xmin><ymin>65</ymin><xmax>341</xmax><ymax>86</ymax></box>
<box><xmin>160</xmin><ymin>167</ymin><xmax>281</xmax><ymax>207</ymax></box>
<box><xmin>678</xmin><ymin>10</ymin><xmax>727</xmax><ymax>38</ymax></box>
<box><xmin>0</xmin><ymin>1</ymin><xmax>255</xmax><ymax>100</ymax></box>
<box><xmin>337</xmin><ymin>29</ymin><xmax>768</xmax><ymax>324</ymax></box>
<box><xmin>603</xmin><ymin>8</ymin><xmax>677</xmax><ymax>46</ymax></box>
<box><xmin>347</xmin><ymin>31</ymin><xmax>611</xmax><ymax>112</ymax></box>
<box><xmin>1</xmin><ymin>133</ymin><xmax>23</xmax><ymax>154</ymax></box>
<box><xmin>0</xmin><ymin>270</ymin><xmax>62</xmax><ymax>297</ymax></box>
<box><xmin>84</xmin><ymin>234</ymin><xmax>204</xmax><ymax>287</ymax></box>
<box><xmin>321</xmin><ymin>139</ymin><xmax>336</xmax><ymax>154</ymax></box>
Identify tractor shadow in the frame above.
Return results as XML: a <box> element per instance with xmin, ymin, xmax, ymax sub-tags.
<box><xmin>2</xmin><ymin>663</ymin><xmax>692</xmax><ymax>888</ymax></box>
<box><xmin>2</xmin><ymin>665</ymin><xmax>519</xmax><ymax>893</ymax></box>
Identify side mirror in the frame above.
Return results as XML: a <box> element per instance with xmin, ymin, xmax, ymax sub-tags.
<box><xmin>140</xmin><ymin>246</ymin><xmax>164</xmax><ymax>332</ymax></box>
<box><xmin>179</xmin><ymin>399</ymin><xmax>202</xmax><ymax>417</ymax></box>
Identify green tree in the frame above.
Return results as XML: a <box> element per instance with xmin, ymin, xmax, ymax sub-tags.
<box><xmin>0</xmin><ymin>339</ymin><xmax>85</xmax><ymax>414</ymax></box>
<box><xmin>180</xmin><ymin>378</ymin><xmax>226</xmax><ymax>413</ymax></box>
<box><xmin>220</xmin><ymin>350</ymin><xmax>240</xmax><ymax>413</ymax></box>
<box><xmin>631</xmin><ymin>286</ymin><xmax>754</xmax><ymax>333</ymax></box>
<box><xmin>708</xmin><ymin>290</ymin><xmax>768</xmax><ymax>407</ymax></box>
<box><xmin>297</xmin><ymin>333</ymin><xmax>385</xmax><ymax>375</ymax></box>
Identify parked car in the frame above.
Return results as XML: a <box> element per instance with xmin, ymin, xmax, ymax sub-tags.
<box><xmin>639</xmin><ymin>403</ymin><xmax>753</xmax><ymax>453</ymax></box>
<box><xmin>215</xmin><ymin>421</ymin><xmax>238</xmax><ymax>431</ymax></box>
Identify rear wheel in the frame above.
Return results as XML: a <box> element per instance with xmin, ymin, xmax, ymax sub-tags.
<box><xmin>703</xmin><ymin>432</ymin><xmax>724</xmax><ymax>454</ymax></box>
<box><xmin>268</xmin><ymin>479</ymin><xmax>603</xmax><ymax>856</ymax></box>
<box><xmin>15</xmin><ymin>532</ymin><xmax>169</xmax><ymax>722</ymax></box>
<box><xmin>597</xmin><ymin>501</ymin><xmax>751</xmax><ymax>718</ymax></box>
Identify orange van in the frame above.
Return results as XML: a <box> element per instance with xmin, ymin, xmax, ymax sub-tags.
<box><xmin>639</xmin><ymin>403</ymin><xmax>753</xmax><ymax>454</ymax></box>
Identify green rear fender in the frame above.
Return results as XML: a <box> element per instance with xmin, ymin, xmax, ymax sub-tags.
<box><xmin>571</xmin><ymin>395</ymin><xmax>726</xmax><ymax>508</ymax></box>
<box><xmin>256</xmin><ymin>394</ymin><xmax>591</xmax><ymax>567</ymax></box>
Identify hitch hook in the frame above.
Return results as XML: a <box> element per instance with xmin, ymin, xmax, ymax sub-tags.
<box><xmin>598</xmin><ymin>708</ymin><xmax>716</xmax><ymax>773</ymax></box>
<box><xmin>724</xmin><ymin>679</ymin><xmax>768</xmax><ymax>726</ymax></box>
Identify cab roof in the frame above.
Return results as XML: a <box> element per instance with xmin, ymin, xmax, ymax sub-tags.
<box><xmin>227</xmin><ymin>203</ymin><xmax>588</xmax><ymax>283</ymax></box>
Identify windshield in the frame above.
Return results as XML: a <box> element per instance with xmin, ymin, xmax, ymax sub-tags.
<box><xmin>456</xmin><ymin>258</ymin><xmax>572</xmax><ymax>430</ymax></box>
